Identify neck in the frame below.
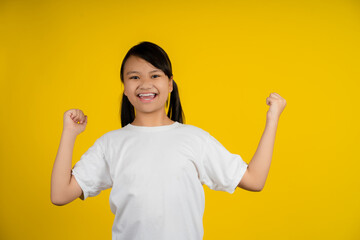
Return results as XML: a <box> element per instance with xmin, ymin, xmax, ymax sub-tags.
<box><xmin>131</xmin><ymin>110</ymin><xmax>174</xmax><ymax>127</ymax></box>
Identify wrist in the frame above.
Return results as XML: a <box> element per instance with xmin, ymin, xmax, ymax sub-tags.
<box><xmin>62</xmin><ymin>129</ymin><xmax>78</xmax><ymax>139</ymax></box>
<box><xmin>266</xmin><ymin>117</ymin><xmax>279</xmax><ymax>126</ymax></box>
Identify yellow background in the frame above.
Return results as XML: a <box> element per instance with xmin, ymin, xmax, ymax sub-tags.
<box><xmin>1</xmin><ymin>0</ymin><xmax>359</xmax><ymax>239</ymax></box>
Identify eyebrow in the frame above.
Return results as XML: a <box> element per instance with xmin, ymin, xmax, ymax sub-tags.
<box><xmin>126</xmin><ymin>69</ymin><xmax>161</xmax><ymax>75</ymax></box>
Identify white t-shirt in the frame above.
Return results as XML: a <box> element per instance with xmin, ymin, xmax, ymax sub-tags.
<box><xmin>71</xmin><ymin>121</ymin><xmax>248</xmax><ymax>240</ymax></box>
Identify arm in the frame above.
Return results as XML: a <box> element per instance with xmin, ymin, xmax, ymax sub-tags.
<box><xmin>238</xmin><ymin>92</ymin><xmax>286</xmax><ymax>192</ymax></box>
<box><xmin>51</xmin><ymin>130</ymin><xmax>83</xmax><ymax>205</ymax></box>
<box><xmin>238</xmin><ymin>119</ymin><xmax>278</xmax><ymax>191</ymax></box>
<box><xmin>51</xmin><ymin>109</ymin><xmax>87</xmax><ymax>206</ymax></box>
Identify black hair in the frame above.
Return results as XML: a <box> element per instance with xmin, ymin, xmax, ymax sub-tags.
<box><xmin>119</xmin><ymin>41</ymin><xmax>185</xmax><ymax>128</ymax></box>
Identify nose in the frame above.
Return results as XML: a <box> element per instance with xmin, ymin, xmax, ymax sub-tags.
<box><xmin>138</xmin><ymin>76</ymin><xmax>155</xmax><ymax>89</ymax></box>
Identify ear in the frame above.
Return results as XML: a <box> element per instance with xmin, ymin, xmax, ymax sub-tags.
<box><xmin>169</xmin><ymin>76</ymin><xmax>173</xmax><ymax>93</ymax></box>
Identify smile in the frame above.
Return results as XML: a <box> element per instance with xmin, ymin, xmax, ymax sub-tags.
<box><xmin>137</xmin><ymin>93</ymin><xmax>158</xmax><ymax>103</ymax></box>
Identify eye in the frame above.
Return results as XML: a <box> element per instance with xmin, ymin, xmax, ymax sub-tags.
<box><xmin>129</xmin><ymin>76</ymin><xmax>139</xmax><ymax>79</ymax></box>
<box><xmin>152</xmin><ymin>75</ymin><xmax>160</xmax><ymax>78</ymax></box>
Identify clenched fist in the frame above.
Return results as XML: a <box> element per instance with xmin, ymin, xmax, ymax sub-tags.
<box><xmin>266</xmin><ymin>92</ymin><xmax>287</xmax><ymax>123</ymax></box>
<box><xmin>63</xmin><ymin>109</ymin><xmax>88</xmax><ymax>136</ymax></box>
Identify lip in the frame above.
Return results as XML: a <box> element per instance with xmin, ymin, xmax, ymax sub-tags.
<box><xmin>137</xmin><ymin>93</ymin><xmax>158</xmax><ymax>103</ymax></box>
<box><xmin>137</xmin><ymin>92</ymin><xmax>158</xmax><ymax>95</ymax></box>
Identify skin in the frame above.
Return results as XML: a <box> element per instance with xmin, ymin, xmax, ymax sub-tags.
<box><xmin>237</xmin><ymin>92</ymin><xmax>287</xmax><ymax>191</ymax></box>
<box><xmin>123</xmin><ymin>55</ymin><xmax>174</xmax><ymax>127</ymax></box>
<box><xmin>51</xmin><ymin>109</ymin><xmax>87</xmax><ymax>205</ymax></box>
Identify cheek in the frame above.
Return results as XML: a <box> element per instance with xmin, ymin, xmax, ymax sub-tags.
<box><xmin>123</xmin><ymin>85</ymin><xmax>134</xmax><ymax>97</ymax></box>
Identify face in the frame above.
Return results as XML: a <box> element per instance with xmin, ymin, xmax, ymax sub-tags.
<box><xmin>123</xmin><ymin>55</ymin><xmax>173</xmax><ymax>114</ymax></box>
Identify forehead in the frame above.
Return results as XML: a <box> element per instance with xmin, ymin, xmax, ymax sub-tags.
<box><xmin>124</xmin><ymin>55</ymin><xmax>157</xmax><ymax>71</ymax></box>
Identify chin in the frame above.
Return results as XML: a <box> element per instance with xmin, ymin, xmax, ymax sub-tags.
<box><xmin>135</xmin><ymin>105</ymin><xmax>165</xmax><ymax>114</ymax></box>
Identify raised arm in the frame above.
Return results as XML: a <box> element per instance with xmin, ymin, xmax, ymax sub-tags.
<box><xmin>50</xmin><ymin>109</ymin><xmax>87</xmax><ymax>206</ymax></box>
<box><xmin>238</xmin><ymin>93</ymin><xmax>287</xmax><ymax>191</ymax></box>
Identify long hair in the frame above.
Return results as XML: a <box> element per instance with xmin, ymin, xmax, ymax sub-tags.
<box><xmin>119</xmin><ymin>41</ymin><xmax>185</xmax><ymax>127</ymax></box>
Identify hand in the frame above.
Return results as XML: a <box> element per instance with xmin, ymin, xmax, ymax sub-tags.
<box><xmin>63</xmin><ymin>109</ymin><xmax>88</xmax><ymax>136</ymax></box>
<box><xmin>266</xmin><ymin>92</ymin><xmax>287</xmax><ymax>123</ymax></box>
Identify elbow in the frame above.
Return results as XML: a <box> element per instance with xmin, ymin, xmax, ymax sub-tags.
<box><xmin>247</xmin><ymin>181</ymin><xmax>264</xmax><ymax>192</ymax></box>
<box><xmin>251</xmin><ymin>173</ymin><xmax>265</xmax><ymax>192</ymax></box>
<box><xmin>253</xmin><ymin>183</ymin><xmax>265</xmax><ymax>192</ymax></box>
<box><xmin>51</xmin><ymin>200</ymin><xmax>65</xmax><ymax>206</ymax></box>
<box><xmin>237</xmin><ymin>169</ymin><xmax>265</xmax><ymax>192</ymax></box>
<box><xmin>253</xmin><ymin>186</ymin><xmax>263</xmax><ymax>192</ymax></box>
<box><xmin>239</xmin><ymin>184</ymin><xmax>263</xmax><ymax>192</ymax></box>
<box><xmin>51</xmin><ymin>191</ymin><xmax>69</xmax><ymax>206</ymax></box>
<box><xmin>51</xmin><ymin>197</ymin><xmax>72</xmax><ymax>206</ymax></box>
<box><xmin>51</xmin><ymin>195</ymin><xmax>67</xmax><ymax>206</ymax></box>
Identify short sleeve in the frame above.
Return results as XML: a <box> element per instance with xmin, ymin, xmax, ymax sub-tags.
<box><xmin>71</xmin><ymin>136</ymin><xmax>113</xmax><ymax>200</ymax></box>
<box><xmin>199</xmin><ymin>133</ymin><xmax>248</xmax><ymax>194</ymax></box>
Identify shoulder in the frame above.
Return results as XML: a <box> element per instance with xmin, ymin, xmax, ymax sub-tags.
<box><xmin>94</xmin><ymin>128</ymin><xmax>125</xmax><ymax>144</ymax></box>
<box><xmin>101</xmin><ymin>128</ymin><xmax>122</xmax><ymax>138</ymax></box>
<box><xmin>176</xmin><ymin>123</ymin><xmax>211</xmax><ymax>141</ymax></box>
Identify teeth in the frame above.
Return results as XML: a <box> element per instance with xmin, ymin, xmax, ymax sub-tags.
<box><xmin>139</xmin><ymin>93</ymin><xmax>156</xmax><ymax>97</ymax></box>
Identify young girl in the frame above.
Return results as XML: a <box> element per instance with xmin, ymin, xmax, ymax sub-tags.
<box><xmin>51</xmin><ymin>41</ymin><xmax>287</xmax><ymax>240</ymax></box>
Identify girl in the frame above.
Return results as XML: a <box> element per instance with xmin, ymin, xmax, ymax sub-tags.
<box><xmin>51</xmin><ymin>41</ymin><xmax>287</xmax><ymax>240</ymax></box>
